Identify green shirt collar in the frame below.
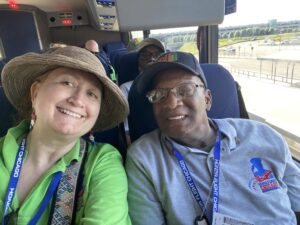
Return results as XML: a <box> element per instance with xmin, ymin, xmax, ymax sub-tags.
<box><xmin>3</xmin><ymin>120</ymin><xmax>81</xmax><ymax>171</ymax></box>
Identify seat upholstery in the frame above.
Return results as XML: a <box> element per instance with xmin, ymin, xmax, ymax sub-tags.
<box><xmin>201</xmin><ymin>63</ymin><xmax>240</xmax><ymax>119</ymax></box>
<box><xmin>103</xmin><ymin>41</ymin><xmax>126</xmax><ymax>55</ymax></box>
<box><xmin>83</xmin><ymin>125</ymin><xmax>127</xmax><ymax>160</ymax></box>
<box><xmin>109</xmin><ymin>48</ymin><xmax>128</xmax><ymax>67</ymax></box>
<box><xmin>128</xmin><ymin>63</ymin><xmax>242</xmax><ymax>142</ymax></box>
<box><xmin>0</xmin><ymin>86</ymin><xmax>18</xmax><ymax>137</ymax></box>
<box><xmin>115</xmin><ymin>51</ymin><xmax>139</xmax><ymax>85</ymax></box>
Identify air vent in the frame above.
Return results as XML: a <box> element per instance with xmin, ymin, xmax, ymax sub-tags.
<box><xmin>96</xmin><ymin>0</ymin><xmax>115</xmax><ymax>7</ymax></box>
<box><xmin>86</xmin><ymin>0</ymin><xmax>119</xmax><ymax>31</ymax></box>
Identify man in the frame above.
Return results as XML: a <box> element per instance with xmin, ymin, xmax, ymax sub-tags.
<box><xmin>84</xmin><ymin>40</ymin><xmax>115</xmax><ymax>81</ymax></box>
<box><xmin>120</xmin><ymin>38</ymin><xmax>165</xmax><ymax>140</ymax></box>
<box><xmin>119</xmin><ymin>37</ymin><xmax>165</xmax><ymax>98</ymax></box>
<box><xmin>125</xmin><ymin>51</ymin><xmax>300</xmax><ymax>225</ymax></box>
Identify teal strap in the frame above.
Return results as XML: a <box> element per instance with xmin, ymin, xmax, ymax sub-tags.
<box><xmin>109</xmin><ymin>65</ymin><xmax>117</xmax><ymax>82</ymax></box>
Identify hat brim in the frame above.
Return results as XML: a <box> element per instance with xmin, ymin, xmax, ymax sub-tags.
<box><xmin>135</xmin><ymin>61</ymin><xmax>199</xmax><ymax>95</ymax></box>
<box><xmin>1</xmin><ymin>47</ymin><xmax>128</xmax><ymax>132</ymax></box>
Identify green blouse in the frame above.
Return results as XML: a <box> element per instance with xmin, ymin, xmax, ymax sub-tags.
<box><xmin>0</xmin><ymin>120</ymin><xmax>131</xmax><ymax>225</ymax></box>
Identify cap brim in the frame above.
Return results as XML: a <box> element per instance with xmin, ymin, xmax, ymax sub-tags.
<box><xmin>135</xmin><ymin>61</ymin><xmax>199</xmax><ymax>95</ymax></box>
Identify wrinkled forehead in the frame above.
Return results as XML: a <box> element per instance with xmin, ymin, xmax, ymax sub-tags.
<box><xmin>152</xmin><ymin>68</ymin><xmax>202</xmax><ymax>89</ymax></box>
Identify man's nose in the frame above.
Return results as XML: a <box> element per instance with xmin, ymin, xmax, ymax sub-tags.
<box><xmin>164</xmin><ymin>90</ymin><xmax>181</xmax><ymax>109</ymax></box>
<box><xmin>150</xmin><ymin>55</ymin><xmax>157</xmax><ymax>61</ymax></box>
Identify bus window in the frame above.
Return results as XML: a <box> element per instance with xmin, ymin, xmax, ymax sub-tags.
<box><xmin>219</xmin><ymin>0</ymin><xmax>300</xmax><ymax>159</ymax></box>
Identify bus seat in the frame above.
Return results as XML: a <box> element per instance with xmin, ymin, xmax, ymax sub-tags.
<box><xmin>128</xmin><ymin>63</ymin><xmax>243</xmax><ymax>142</ymax></box>
<box><xmin>109</xmin><ymin>49</ymin><xmax>128</xmax><ymax>67</ymax></box>
<box><xmin>115</xmin><ymin>51</ymin><xmax>139</xmax><ymax>85</ymax></box>
<box><xmin>103</xmin><ymin>42</ymin><xmax>127</xmax><ymax>55</ymax></box>
<box><xmin>201</xmin><ymin>64</ymin><xmax>241</xmax><ymax>118</ymax></box>
<box><xmin>0</xmin><ymin>86</ymin><xmax>18</xmax><ymax>137</ymax></box>
<box><xmin>83</xmin><ymin>124</ymin><xmax>127</xmax><ymax>160</ymax></box>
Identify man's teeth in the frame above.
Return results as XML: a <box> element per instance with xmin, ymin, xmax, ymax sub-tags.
<box><xmin>59</xmin><ymin>108</ymin><xmax>82</xmax><ymax>118</ymax></box>
<box><xmin>168</xmin><ymin>115</ymin><xmax>185</xmax><ymax>120</ymax></box>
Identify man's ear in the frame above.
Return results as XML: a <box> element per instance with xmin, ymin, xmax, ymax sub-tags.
<box><xmin>205</xmin><ymin>89</ymin><xmax>212</xmax><ymax>111</ymax></box>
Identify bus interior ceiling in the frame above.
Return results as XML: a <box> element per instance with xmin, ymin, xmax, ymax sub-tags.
<box><xmin>0</xmin><ymin>0</ymin><xmax>224</xmax><ymax>53</ymax></box>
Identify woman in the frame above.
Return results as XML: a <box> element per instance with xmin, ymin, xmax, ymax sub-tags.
<box><xmin>0</xmin><ymin>46</ymin><xmax>131</xmax><ymax>224</ymax></box>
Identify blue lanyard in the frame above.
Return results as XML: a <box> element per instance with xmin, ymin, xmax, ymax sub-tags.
<box><xmin>2</xmin><ymin>138</ymin><xmax>63</xmax><ymax>225</ymax></box>
<box><xmin>2</xmin><ymin>138</ymin><xmax>26</xmax><ymax>220</ymax></box>
<box><xmin>169</xmin><ymin>141</ymin><xmax>206</xmax><ymax>210</ymax></box>
<box><xmin>28</xmin><ymin>172</ymin><xmax>62</xmax><ymax>225</ymax></box>
<box><xmin>168</xmin><ymin>128</ymin><xmax>222</xmax><ymax>218</ymax></box>
<box><xmin>212</xmin><ymin>130</ymin><xmax>221</xmax><ymax>215</ymax></box>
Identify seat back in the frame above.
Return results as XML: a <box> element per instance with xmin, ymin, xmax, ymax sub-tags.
<box><xmin>201</xmin><ymin>64</ymin><xmax>240</xmax><ymax>118</ymax></box>
<box><xmin>96</xmin><ymin>51</ymin><xmax>111</xmax><ymax>76</ymax></box>
<box><xmin>103</xmin><ymin>41</ymin><xmax>126</xmax><ymax>55</ymax></box>
<box><xmin>115</xmin><ymin>51</ymin><xmax>139</xmax><ymax>85</ymax></box>
<box><xmin>109</xmin><ymin>49</ymin><xmax>128</xmax><ymax>67</ymax></box>
<box><xmin>0</xmin><ymin>86</ymin><xmax>18</xmax><ymax>137</ymax></box>
<box><xmin>128</xmin><ymin>64</ymin><xmax>242</xmax><ymax>142</ymax></box>
<box><xmin>83</xmin><ymin>124</ymin><xmax>127</xmax><ymax>160</ymax></box>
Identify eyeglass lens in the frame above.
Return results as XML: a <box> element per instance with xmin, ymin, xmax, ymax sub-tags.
<box><xmin>140</xmin><ymin>50</ymin><xmax>162</xmax><ymax>59</ymax></box>
<box><xmin>147</xmin><ymin>83</ymin><xmax>204</xmax><ymax>103</ymax></box>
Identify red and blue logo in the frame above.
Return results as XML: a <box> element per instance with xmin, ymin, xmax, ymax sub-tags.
<box><xmin>249</xmin><ymin>157</ymin><xmax>280</xmax><ymax>192</ymax></box>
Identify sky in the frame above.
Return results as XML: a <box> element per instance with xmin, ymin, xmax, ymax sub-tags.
<box><xmin>144</xmin><ymin>0</ymin><xmax>300</xmax><ymax>36</ymax></box>
<box><xmin>220</xmin><ymin>0</ymin><xmax>300</xmax><ymax>27</ymax></box>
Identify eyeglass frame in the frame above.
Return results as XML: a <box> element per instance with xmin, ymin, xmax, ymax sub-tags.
<box><xmin>139</xmin><ymin>47</ymin><xmax>163</xmax><ymax>60</ymax></box>
<box><xmin>146</xmin><ymin>82</ymin><xmax>205</xmax><ymax>104</ymax></box>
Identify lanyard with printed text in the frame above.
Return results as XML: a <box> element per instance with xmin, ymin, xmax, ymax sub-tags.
<box><xmin>2</xmin><ymin>138</ymin><xmax>26</xmax><ymax>222</ymax></box>
<box><xmin>212</xmin><ymin>129</ymin><xmax>221</xmax><ymax>216</ymax></box>
<box><xmin>2</xmin><ymin>138</ymin><xmax>63</xmax><ymax>225</ymax></box>
<box><xmin>167</xmin><ymin>127</ymin><xmax>222</xmax><ymax>219</ymax></box>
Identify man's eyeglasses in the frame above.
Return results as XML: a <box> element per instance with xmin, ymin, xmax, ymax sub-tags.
<box><xmin>146</xmin><ymin>82</ymin><xmax>205</xmax><ymax>104</ymax></box>
<box><xmin>139</xmin><ymin>51</ymin><xmax>162</xmax><ymax>60</ymax></box>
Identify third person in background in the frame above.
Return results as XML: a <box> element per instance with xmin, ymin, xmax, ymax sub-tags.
<box><xmin>120</xmin><ymin>38</ymin><xmax>165</xmax><ymax>143</ymax></box>
<box><xmin>120</xmin><ymin>38</ymin><xmax>165</xmax><ymax>98</ymax></box>
<box><xmin>85</xmin><ymin>40</ymin><xmax>116</xmax><ymax>82</ymax></box>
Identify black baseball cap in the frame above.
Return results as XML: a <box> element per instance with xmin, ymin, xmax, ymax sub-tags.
<box><xmin>135</xmin><ymin>51</ymin><xmax>207</xmax><ymax>94</ymax></box>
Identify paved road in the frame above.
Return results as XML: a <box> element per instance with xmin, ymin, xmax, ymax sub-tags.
<box><xmin>220</xmin><ymin>41</ymin><xmax>300</xmax><ymax>85</ymax></box>
<box><xmin>220</xmin><ymin>57</ymin><xmax>300</xmax><ymax>85</ymax></box>
<box><xmin>218</xmin><ymin>61</ymin><xmax>300</xmax><ymax>155</ymax></box>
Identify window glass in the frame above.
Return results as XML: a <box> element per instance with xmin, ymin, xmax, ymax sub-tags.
<box><xmin>219</xmin><ymin>0</ymin><xmax>300</xmax><ymax>158</ymax></box>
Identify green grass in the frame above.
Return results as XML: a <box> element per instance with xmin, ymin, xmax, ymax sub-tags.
<box><xmin>179</xmin><ymin>42</ymin><xmax>199</xmax><ymax>55</ymax></box>
<box><xmin>162</xmin><ymin>32</ymin><xmax>300</xmax><ymax>54</ymax></box>
<box><xmin>219</xmin><ymin>32</ymin><xmax>300</xmax><ymax>48</ymax></box>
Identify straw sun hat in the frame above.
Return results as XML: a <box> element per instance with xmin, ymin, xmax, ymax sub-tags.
<box><xmin>1</xmin><ymin>46</ymin><xmax>129</xmax><ymax>132</ymax></box>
